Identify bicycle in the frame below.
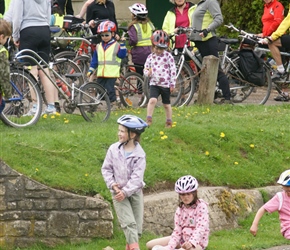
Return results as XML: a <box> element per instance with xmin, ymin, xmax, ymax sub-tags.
<box><xmin>0</xmin><ymin>49</ymin><xmax>111</xmax><ymax>128</ymax></box>
<box><xmin>221</xmin><ymin>23</ymin><xmax>272</xmax><ymax>104</ymax></box>
<box><xmin>254</xmin><ymin>46</ymin><xmax>290</xmax><ymax>102</ymax></box>
<box><xmin>170</xmin><ymin>26</ymin><xmax>272</xmax><ymax>105</ymax></box>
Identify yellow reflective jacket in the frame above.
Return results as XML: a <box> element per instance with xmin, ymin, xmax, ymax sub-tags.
<box><xmin>133</xmin><ymin>22</ymin><xmax>155</xmax><ymax>46</ymax></box>
<box><xmin>271</xmin><ymin>4</ymin><xmax>290</xmax><ymax>41</ymax></box>
<box><xmin>97</xmin><ymin>42</ymin><xmax>121</xmax><ymax>78</ymax></box>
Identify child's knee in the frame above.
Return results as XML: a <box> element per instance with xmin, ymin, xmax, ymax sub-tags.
<box><xmin>283</xmin><ymin>229</ymin><xmax>290</xmax><ymax>239</ymax></box>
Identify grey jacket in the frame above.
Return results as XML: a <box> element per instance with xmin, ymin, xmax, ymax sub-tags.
<box><xmin>10</xmin><ymin>0</ymin><xmax>50</xmax><ymax>42</ymax></box>
<box><xmin>190</xmin><ymin>0</ymin><xmax>223</xmax><ymax>41</ymax></box>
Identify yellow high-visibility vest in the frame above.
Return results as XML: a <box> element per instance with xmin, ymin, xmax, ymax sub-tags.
<box><xmin>97</xmin><ymin>42</ymin><xmax>121</xmax><ymax>78</ymax></box>
<box><xmin>133</xmin><ymin>22</ymin><xmax>155</xmax><ymax>47</ymax></box>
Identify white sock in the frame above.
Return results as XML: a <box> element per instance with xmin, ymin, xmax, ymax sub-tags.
<box><xmin>277</xmin><ymin>65</ymin><xmax>285</xmax><ymax>74</ymax></box>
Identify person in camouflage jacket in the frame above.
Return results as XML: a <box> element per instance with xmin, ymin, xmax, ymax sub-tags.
<box><xmin>0</xmin><ymin>18</ymin><xmax>12</xmax><ymax>113</ymax></box>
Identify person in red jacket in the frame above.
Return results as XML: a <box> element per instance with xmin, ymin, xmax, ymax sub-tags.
<box><xmin>257</xmin><ymin>0</ymin><xmax>284</xmax><ymax>38</ymax></box>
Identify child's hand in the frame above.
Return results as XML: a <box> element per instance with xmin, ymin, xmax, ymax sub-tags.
<box><xmin>170</xmin><ymin>86</ymin><xmax>174</xmax><ymax>93</ymax></box>
<box><xmin>250</xmin><ymin>224</ymin><xmax>258</xmax><ymax>236</ymax></box>
<box><xmin>87</xmin><ymin>71</ymin><xmax>93</xmax><ymax>77</ymax></box>
<box><xmin>181</xmin><ymin>241</ymin><xmax>194</xmax><ymax>250</ymax></box>
<box><xmin>114</xmin><ymin>190</ymin><xmax>125</xmax><ymax>202</ymax></box>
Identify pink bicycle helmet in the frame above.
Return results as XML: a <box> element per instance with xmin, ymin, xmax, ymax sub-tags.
<box><xmin>129</xmin><ymin>3</ymin><xmax>148</xmax><ymax>18</ymax></box>
<box><xmin>175</xmin><ymin>175</ymin><xmax>198</xmax><ymax>194</ymax></box>
<box><xmin>97</xmin><ymin>20</ymin><xmax>117</xmax><ymax>33</ymax></box>
<box><xmin>151</xmin><ymin>30</ymin><xmax>170</xmax><ymax>49</ymax></box>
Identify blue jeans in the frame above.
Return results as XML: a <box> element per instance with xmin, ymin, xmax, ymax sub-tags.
<box><xmin>97</xmin><ymin>78</ymin><xmax>116</xmax><ymax>102</ymax></box>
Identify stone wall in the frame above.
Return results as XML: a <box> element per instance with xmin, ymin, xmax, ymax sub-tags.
<box><xmin>0</xmin><ymin>160</ymin><xmax>113</xmax><ymax>250</ymax></box>
<box><xmin>0</xmin><ymin>160</ymin><xmax>281</xmax><ymax>249</ymax></box>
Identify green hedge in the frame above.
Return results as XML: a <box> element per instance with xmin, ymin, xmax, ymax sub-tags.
<box><xmin>219</xmin><ymin>0</ymin><xmax>289</xmax><ymax>37</ymax></box>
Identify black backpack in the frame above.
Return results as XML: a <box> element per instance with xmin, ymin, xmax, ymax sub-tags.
<box><xmin>238</xmin><ymin>48</ymin><xmax>266</xmax><ymax>86</ymax></box>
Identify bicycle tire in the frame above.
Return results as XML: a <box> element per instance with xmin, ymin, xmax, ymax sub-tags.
<box><xmin>53</xmin><ymin>51</ymin><xmax>76</xmax><ymax>61</ymax></box>
<box><xmin>0</xmin><ymin>68</ymin><xmax>43</xmax><ymax>128</ymax></box>
<box><xmin>73</xmin><ymin>55</ymin><xmax>91</xmax><ymax>82</ymax></box>
<box><xmin>224</xmin><ymin>57</ymin><xmax>272</xmax><ymax>105</ymax></box>
<box><xmin>177</xmin><ymin>61</ymin><xmax>197</xmax><ymax>107</ymax></box>
<box><xmin>78</xmin><ymin>82</ymin><xmax>111</xmax><ymax>122</ymax></box>
<box><xmin>53</xmin><ymin>58</ymin><xmax>84</xmax><ymax>87</ymax></box>
<box><xmin>119</xmin><ymin>72</ymin><xmax>147</xmax><ymax>108</ymax></box>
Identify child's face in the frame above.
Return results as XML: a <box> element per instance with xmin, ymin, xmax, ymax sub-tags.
<box><xmin>179</xmin><ymin>191</ymin><xmax>195</xmax><ymax>205</ymax></box>
<box><xmin>118</xmin><ymin>124</ymin><xmax>129</xmax><ymax>143</ymax></box>
<box><xmin>101</xmin><ymin>32</ymin><xmax>113</xmax><ymax>42</ymax></box>
<box><xmin>282</xmin><ymin>185</ymin><xmax>290</xmax><ymax>197</ymax></box>
<box><xmin>0</xmin><ymin>34</ymin><xmax>9</xmax><ymax>46</ymax></box>
<box><xmin>153</xmin><ymin>46</ymin><xmax>165</xmax><ymax>56</ymax></box>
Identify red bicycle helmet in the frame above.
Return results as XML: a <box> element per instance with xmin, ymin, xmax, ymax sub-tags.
<box><xmin>151</xmin><ymin>30</ymin><xmax>170</xmax><ymax>49</ymax></box>
<box><xmin>97</xmin><ymin>20</ymin><xmax>117</xmax><ymax>33</ymax></box>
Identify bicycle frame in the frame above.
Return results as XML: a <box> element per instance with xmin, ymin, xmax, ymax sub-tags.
<box><xmin>14</xmin><ymin>49</ymin><xmax>106</xmax><ymax>105</ymax></box>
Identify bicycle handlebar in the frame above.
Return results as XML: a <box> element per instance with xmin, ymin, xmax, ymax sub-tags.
<box><xmin>224</xmin><ymin>23</ymin><xmax>264</xmax><ymax>44</ymax></box>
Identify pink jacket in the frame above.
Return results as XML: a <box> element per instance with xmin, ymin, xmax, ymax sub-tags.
<box><xmin>166</xmin><ymin>199</ymin><xmax>210</xmax><ymax>250</ymax></box>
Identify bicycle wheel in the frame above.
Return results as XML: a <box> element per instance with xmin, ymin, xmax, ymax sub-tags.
<box><xmin>119</xmin><ymin>72</ymin><xmax>147</xmax><ymax>108</ymax></box>
<box><xmin>73</xmin><ymin>55</ymin><xmax>91</xmax><ymax>82</ymax></box>
<box><xmin>53</xmin><ymin>58</ymin><xmax>84</xmax><ymax>88</ymax></box>
<box><xmin>177</xmin><ymin>61</ymin><xmax>197</xmax><ymax>107</ymax></box>
<box><xmin>78</xmin><ymin>82</ymin><xmax>111</xmax><ymax>122</ymax></box>
<box><xmin>0</xmin><ymin>68</ymin><xmax>42</xmax><ymax>128</ymax></box>
<box><xmin>225</xmin><ymin>58</ymin><xmax>272</xmax><ymax>105</ymax></box>
<box><xmin>53</xmin><ymin>51</ymin><xmax>76</xmax><ymax>61</ymax></box>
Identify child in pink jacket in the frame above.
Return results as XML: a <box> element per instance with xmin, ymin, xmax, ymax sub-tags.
<box><xmin>146</xmin><ymin>175</ymin><xmax>210</xmax><ymax>250</ymax></box>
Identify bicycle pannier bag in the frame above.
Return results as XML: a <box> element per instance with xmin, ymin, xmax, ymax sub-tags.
<box><xmin>239</xmin><ymin>48</ymin><xmax>265</xmax><ymax>86</ymax></box>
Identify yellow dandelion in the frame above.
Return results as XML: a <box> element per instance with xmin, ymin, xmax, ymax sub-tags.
<box><xmin>55</xmin><ymin>112</ymin><xmax>61</xmax><ymax>116</ymax></box>
<box><xmin>35</xmin><ymin>168</ymin><xmax>39</xmax><ymax>172</ymax></box>
<box><xmin>173</xmin><ymin>121</ymin><xmax>177</xmax><ymax>124</ymax></box>
<box><xmin>185</xmin><ymin>115</ymin><xmax>188</xmax><ymax>118</ymax></box>
<box><xmin>207</xmin><ymin>108</ymin><xmax>210</xmax><ymax>112</ymax></box>
<box><xmin>205</xmin><ymin>151</ymin><xmax>209</xmax><ymax>156</ymax></box>
<box><xmin>51</xmin><ymin>115</ymin><xmax>55</xmax><ymax>119</ymax></box>
<box><xmin>163</xmin><ymin>135</ymin><xmax>168</xmax><ymax>139</ymax></box>
<box><xmin>250</xmin><ymin>144</ymin><xmax>255</xmax><ymax>148</ymax></box>
<box><xmin>234</xmin><ymin>162</ymin><xmax>239</xmax><ymax>165</ymax></box>
<box><xmin>220</xmin><ymin>132</ymin><xmax>225</xmax><ymax>138</ymax></box>
<box><xmin>85</xmin><ymin>173</ymin><xmax>88</xmax><ymax>177</ymax></box>
<box><xmin>159</xmin><ymin>131</ymin><xmax>164</xmax><ymax>135</ymax></box>
<box><xmin>43</xmin><ymin>114</ymin><xmax>47</xmax><ymax>119</ymax></box>
<box><xmin>161</xmin><ymin>136</ymin><xmax>165</xmax><ymax>140</ymax></box>
<box><xmin>177</xmin><ymin>113</ymin><xmax>181</xmax><ymax>116</ymax></box>
<box><xmin>172</xmin><ymin>124</ymin><xmax>176</xmax><ymax>128</ymax></box>
<box><xmin>64</xmin><ymin>120</ymin><xmax>69</xmax><ymax>124</ymax></box>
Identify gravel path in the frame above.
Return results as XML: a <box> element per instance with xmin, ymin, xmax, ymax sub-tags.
<box><xmin>264</xmin><ymin>246</ymin><xmax>290</xmax><ymax>250</ymax></box>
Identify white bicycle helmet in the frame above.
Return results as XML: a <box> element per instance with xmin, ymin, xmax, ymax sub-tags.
<box><xmin>277</xmin><ymin>169</ymin><xmax>290</xmax><ymax>186</ymax></box>
<box><xmin>175</xmin><ymin>175</ymin><xmax>198</xmax><ymax>194</ymax></box>
<box><xmin>128</xmin><ymin>3</ymin><xmax>148</xmax><ymax>18</ymax></box>
<box><xmin>117</xmin><ymin>115</ymin><xmax>148</xmax><ymax>134</ymax></box>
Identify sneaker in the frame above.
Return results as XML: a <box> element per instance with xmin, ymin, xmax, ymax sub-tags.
<box><xmin>274</xmin><ymin>93</ymin><xmax>289</xmax><ymax>102</ymax></box>
<box><xmin>43</xmin><ymin>105</ymin><xmax>56</xmax><ymax>115</ymax></box>
<box><xmin>25</xmin><ymin>104</ymin><xmax>37</xmax><ymax>116</ymax></box>
<box><xmin>146</xmin><ymin>117</ymin><xmax>152</xmax><ymax>127</ymax></box>
<box><xmin>165</xmin><ymin>121</ymin><xmax>172</xmax><ymax>128</ymax></box>
<box><xmin>271</xmin><ymin>71</ymin><xmax>286</xmax><ymax>82</ymax></box>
